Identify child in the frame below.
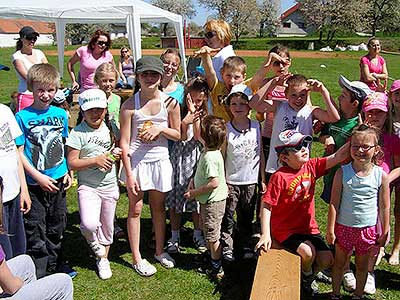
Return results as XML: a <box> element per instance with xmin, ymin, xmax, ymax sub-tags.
<box><xmin>120</xmin><ymin>56</ymin><xmax>181</xmax><ymax>276</ymax></box>
<box><xmin>255</xmin><ymin>129</ymin><xmax>349</xmax><ymax>296</ymax></box>
<box><xmin>184</xmin><ymin>115</ymin><xmax>228</xmax><ymax>279</ymax></box>
<box><xmin>220</xmin><ymin>84</ymin><xmax>266</xmax><ymax>261</ymax></box>
<box><xmin>161</xmin><ymin>48</ymin><xmax>184</xmax><ymax>105</ymax></box>
<box><xmin>250</xmin><ymin>74</ymin><xmax>340</xmax><ymax>178</ymax></box>
<box><xmin>327</xmin><ymin>125</ymin><xmax>390</xmax><ymax>300</ymax></box>
<box><xmin>166</xmin><ymin>77</ymin><xmax>209</xmax><ymax>254</ymax></box>
<box><xmin>66</xmin><ymin>89</ymin><xmax>121</xmax><ymax>280</ymax></box>
<box><xmin>14</xmin><ymin>63</ymin><xmax>75</xmax><ymax>279</ymax></box>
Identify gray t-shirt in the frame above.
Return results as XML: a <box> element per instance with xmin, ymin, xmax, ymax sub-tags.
<box><xmin>66</xmin><ymin>121</ymin><xmax>117</xmax><ymax>188</ymax></box>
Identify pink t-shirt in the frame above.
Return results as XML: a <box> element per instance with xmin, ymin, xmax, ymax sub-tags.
<box><xmin>76</xmin><ymin>46</ymin><xmax>114</xmax><ymax>91</ymax></box>
<box><xmin>381</xmin><ymin>133</ymin><xmax>400</xmax><ymax>174</ymax></box>
<box><xmin>360</xmin><ymin>55</ymin><xmax>385</xmax><ymax>91</ymax></box>
<box><xmin>262</xmin><ymin>88</ymin><xmax>287</xmax><ymax>138</ymax></box>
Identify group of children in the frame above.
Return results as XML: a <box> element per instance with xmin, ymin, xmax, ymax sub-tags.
<box><xmin>2</xmin><ymin>41</ymin><xmax>400</xmax><ymax>300</ymax></box>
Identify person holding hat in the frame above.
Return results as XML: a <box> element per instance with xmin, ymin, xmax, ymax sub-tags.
<box><xmin>255</xmin><ymin>129</ymin><xmax>350</xmax><ymax>297</ymax></box>
<box><xmin>119</xmin><ymin>56</ymin><xmax>181</xmax><ymax>276</ymax></box>
<box><xmin>12</xmin><ymin>26</ymin><xmax>48</xmax><ymax>112</ymax></box>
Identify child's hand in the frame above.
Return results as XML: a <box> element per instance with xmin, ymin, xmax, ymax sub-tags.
<box><xmin>63</xmin><ymin>173</ymin><xmax>73</xmax><ymax>190</ymax></box>
<box><xmin>37</xmin><ymin>174</ymin><xmax>59</xmax><ymax>193</ymax></box>
<box><xmin>324</xmin><ymin>136</ymin><xmax>336</xmax><ymax>155</ymax></box>
<box><xmin>307</xmin><ymin>79</ymin><xmax>325</xmax><ymax>93</ymax></box>
<box><xmin>377</xmin><ymin>233</ymin><xmax>388</xmax><ymax>247</ymax></box>
<box><xmin>260</xmin><ymin>181</ymin><xmax>267</xmax><ymax>194</ymax></box>
<box><xmin>186</xmin><ymin>93</ymin><xmax>196</xmax><ymax>114</ymax></box>
<box><xmin>184</xmin><ymin>189</ymin><xmax>196</xmax><ymax>200</ymax></box>
<box><xmin>71</xmin><ymin>81</ymin><xmax>80</xmax><ymax>92</ymax></box>
<box><xmin>255</xmin><ymin>234</ymin><xmax>272</xmax><ymax>253</ymax></box>
<box><xmin>264</xmin><ymin>52</ymin><xmax>290</xmax><ymax>68</ymax></box>
<box><xmin>19</xmin><ymin>190</ymin><xmax>31</xmax><ymax>214</ymax></box>
<box><xmin>140</xmin><ymin>125</ymin><xmax>162</xmax><ymax>142</ymax></box>
<box><xmin>111</xmin><ymin>147</ymin><xmax>122</xmax><ymax>161</ymax></box>
<box><xmin>326</xmin><ymin>230</ymin><xmax>336</xmax><ymax>245</ymax></box>
<box><xmin>193</xmin><ymin>46</ymin><xmax>220</xmax><ymax>57</ymax></box>
<box><xmin>95</xmin><ymin>153</ymin><xmax>114</xmax><ymax>171</ymax></box>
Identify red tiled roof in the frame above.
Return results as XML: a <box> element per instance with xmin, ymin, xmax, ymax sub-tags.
<box><xmin>0</xmin><ymin>18</ymin><xmax>53</xmax><ymax>34</ymax></box>
<box><xmin>280</xmin><ymin>3</ymin><xmax>301</xmax><ymax>20</ymax></box>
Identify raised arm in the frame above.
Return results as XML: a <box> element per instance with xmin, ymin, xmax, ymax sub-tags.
<box><xmin>325</xmin><ymin>141</ymin><xmax>350</xmax><ymax>170</ymax></box>
<box><xmin>249</xmin><ymin>76</ymin><xmax>287</xmax><ymax>113</ymax></box>
<box><xmin>309</xmin><ymin>79</ymin><xmax>340</xmax><ymax>123</ymax></box>
<box><xmin>194</xmin><ymin>46</ymin><xmax>218</xmax><ymax>91</ymax></box>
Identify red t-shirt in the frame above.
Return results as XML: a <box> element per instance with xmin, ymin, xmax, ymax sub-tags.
<box><xmin>262</xmin><ymin>157</ymin><xmax>327</xmax><ymax>243</ymax></box>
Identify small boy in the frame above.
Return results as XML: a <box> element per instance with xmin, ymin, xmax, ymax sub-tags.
<box><xmin>14</xmin><ymin>63</ymin><xmax>75</xmax><ymax>279</ymax></box>
<box><xmin>250</xmin><ymin>74</ymin><xmax>340</xmax><ymax>179</ymax></box>
<box><xmin>184</xmin><ymin>115</ymin><xmax>228</xmax><ymax>279</ymax></box>
<box><xmin>255</xmin><ymin>129</ymin><xmax>349</xmax><ymax>296</ymax></box>
<box><xmin>220</xmin><ymin>84</ymin><xmax>266</xmax><ymax>261</ymax></box>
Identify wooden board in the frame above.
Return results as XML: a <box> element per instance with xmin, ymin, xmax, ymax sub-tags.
<box><xmin>250</xmin><ymin>249</ymin><xmax>301</xmax><ymax>300</ymax></box>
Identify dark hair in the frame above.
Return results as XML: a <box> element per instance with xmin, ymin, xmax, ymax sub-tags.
<box><xmin>16</xmin><ymin>39</ymin><xmax>23</xmax><ymax>51</ymax></box>
<box><xmin>226</xmin><ymin>92</ymin><xmax>249</xmax><ymax>106</ymax></box>
<box><xmin>269</xmin><ymin>44</ymin><xmax>291</xmax><ymax>60</ymax></box>
<box><xmin>181</xmin><ymin>77</ymin><xmax>209</xmax><ymax>119</ymax></box>
<box><xmin>160</xmin><ymin>48</ymin><xmax>181</xmax><ymax>64</ymax></box>
<box><xmin>367</xmin><ymin>37</ymin><xmax>379</xmax><ymax>48</ymax></box>
<box><xmin>200</xmin><ymin>115</ymin><xmax>226</xmax><ymax>150</ymax></box>
<box><xmin>88</xmin><ymin>30</ymin><xmax>111</xmax><ymax>52</ymax></box>
<box><xmin>352</xmin><ymin>124</ymin><xmax>384</xmax><ymax>165</ymax></box>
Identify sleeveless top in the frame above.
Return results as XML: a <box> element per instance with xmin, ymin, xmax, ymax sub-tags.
<box><xmin>129</xmin><ymin>92</ymin><xmax>170</xmax><ymax>163</ymax></box>
<box><xmin>337</xmin><ymin>163</ymin><xmax>382</xmax><ymax>227</ymax></box>
<box><xmin>121</xmin><ymin>57</ymin><xmax>134</xmax><ymax>77</ymax></box>
<box><xmin>266</xmin><ymin>102</ymin><xmax>313</xmax><ymax>173</ymax></box>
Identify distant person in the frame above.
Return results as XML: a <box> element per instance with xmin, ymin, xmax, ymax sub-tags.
<box><xmin>67</xmin><ymin>30</ymin><xmax>115</xmax><ymax>92</ymax></box>
<box><xmin>116</xmin><ymin>46</ymin><xmax>135</xmax><ymax>89</ymax></box>
<box><xmin>359</xmin><ymin>37</ymin><xmax>388</xmax><ymax>91</ymax></box>
<box><xmin>12</xmin><ymin>26</ymin><xmax>48</xmax><ymax>112</ymax></box>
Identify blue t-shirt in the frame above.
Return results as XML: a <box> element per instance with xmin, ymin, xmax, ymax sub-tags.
<box><xmin>166</xmin><ymin>83</ymin><xmax>184</xmax><ymax>105</ymax></box>
<box><xmin>15</xmin><ymin>106</ymin><xmax>69</xmax><ymax>185</ymax></box>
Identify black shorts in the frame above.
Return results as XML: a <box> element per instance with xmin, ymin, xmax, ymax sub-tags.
<box><xmin>281</xmin><ymin>233</ymin><xmax>331</xmax><ymax>253</ymax></box>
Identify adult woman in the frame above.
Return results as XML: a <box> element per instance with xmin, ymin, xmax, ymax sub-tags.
<box><xmin>116</xmin><ymin>46</ymin><xmax>135</xmax><ymax>89</ymax></box>
<box><xmin>204</xmin><ymin>19</ymin><xmax>236</xmax><ymax>81</ymax></box>
<box><xmin>67</xmin><ymin>30</ymin><xmax>115</xmax><ymax>92</ymax></box>
<box><xmin>12</xmin><ymin>26</ymin><xmax>48</xmax><ymax>112</ymax></box>
<box><xmin>360</xmin><ymin>37</ymin><xmax>388</xmax><ymax>91</ymax></box>
<box><xmin>160</xmin><ymin>49</ymin><xmax>184</xmax><ymax>105</ymax></box>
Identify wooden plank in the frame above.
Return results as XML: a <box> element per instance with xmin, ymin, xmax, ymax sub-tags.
<box><xmin>250</xmin><ymin>249</ymin><xmax>301</xmax><ymax>300</ymax></box>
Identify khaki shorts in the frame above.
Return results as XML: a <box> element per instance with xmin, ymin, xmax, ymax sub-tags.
<box><xmin>200</xmin><ymin>200</ymin><xmax>226</xmax><ymax>243</ymax></box>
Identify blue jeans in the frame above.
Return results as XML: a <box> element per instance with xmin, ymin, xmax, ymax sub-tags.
<box><xmin>117</xmin><ymin>76</ymin><xmax>135</xmax><ymax>88</ymax></box>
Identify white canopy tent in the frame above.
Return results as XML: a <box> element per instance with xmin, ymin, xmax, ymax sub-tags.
<box><xmin>0</xmin><ymin>0</ymin><xmax>187</xmax><ymax>81</ymax></box>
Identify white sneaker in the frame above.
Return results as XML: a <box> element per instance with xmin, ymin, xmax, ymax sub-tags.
<box><xmin>88</xmin><ymin>240</ymin><xmax>106</xmax><ymax>258</ymax></box>
<box><xmin>166</xmin><ymin>238</ymin><xmax>180</xmax><ymax>254</ymax></box>
<box><xmin>133</xmin><ymin>259</ymin><xmax>157</xmax><ymax>277</ymax></box>
<box><xmin>96</xmin><ymin>258</ymin><xmax>112</xmax><ymax>280</ymax></box>
<box><xmin>364</xmin><ymin>272</ymin><xmax>376</xmax><ymax>295</ymax></box>
<box><xmin>343</xmin><ymin>270</ymin><xmax>356</xmax><ymax>292</ymax></box>
<box><xmin>154</xmin><ymin>252</ymin><xmax>175</xmax><ymax>269</ymax></box>
<box><xmin>193</xmin><ymin>235</ymin><xmax>207</xmax><ymax>253</ymax></box>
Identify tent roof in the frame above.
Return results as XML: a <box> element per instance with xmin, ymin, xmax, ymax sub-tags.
<box><xmin>0</xmin><ymin>0</ymin><xmax>182</xmax><ymax>24</ymax></box>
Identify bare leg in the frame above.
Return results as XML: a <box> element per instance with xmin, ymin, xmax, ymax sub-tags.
<box><xmin>209</xmin><ymin>240</ymin><xmax>221</xmax><ymax>260</ymax></box>
<box><xmin>296</xmin><ymin>241</ymin><xmax>316</xmax><ymax>273</ymax></box>
<box><xmin>149</xmin><ymin>190</ymin><xmax>167</xmax><ymax>256</ymax></box>
<box><xmin>192</xmin><ymin>212</ymin><xmax>201</xmax><ymax>230</ymax></box>
<box><xmin>169</xmin><ymin>208</ymin><xmax>181</xmax><ymax>232</ymax></box>
<box><xmin>127</xmin><ymin>191</ymin><xmax>144</xmax><ymax>265</ymax></box>
<box><xmin>354</xmin><ymin>253</ymin><xmax>370</xmax><ymax>298</ymax></box>
<box><xmin>390</xmin><ymin>188</ymin><xmax>400</xmax><ymax>265</ymax></box>
<box><xmin>332</xmin><ymin>245</ymin><xmax>349</xmax><ymax>296</ymax></box>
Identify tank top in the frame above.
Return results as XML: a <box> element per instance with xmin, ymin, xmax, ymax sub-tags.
<box><xmin>129</xmin><ymin>92</ymin><xmax>170</xmax><ymax>163</ymax></box>
<box><xmin>121</xmin><ymin>57</ymin><xmax>134</xmax><ymax>77</ymax></box>
<box><xmin>337</xmin><ymin>163</ymin><xmax>382</xmax><ymax>227</ymax></box>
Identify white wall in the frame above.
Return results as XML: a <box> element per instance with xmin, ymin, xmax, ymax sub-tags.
<box><xmin>0</xmin><ymin>34</ymin><xmax>53</xmax><ymax>48</ymax></box>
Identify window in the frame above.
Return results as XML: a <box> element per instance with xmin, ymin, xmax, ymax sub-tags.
<box><xmin>298</xmin><ymin>22</ymin><xmax>305</xmax><ymax>29</ymax></box>
<box><xmin>283</xmin><ymin>22</ymin><xmax>291</xmax><ymax>28</ymax></box>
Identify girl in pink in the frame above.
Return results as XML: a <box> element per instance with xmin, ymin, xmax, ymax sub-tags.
<box><xmin>120</xmin><ymin>56</ymin><xmax>181</xmax><ymax>277</ymax></box>
<box><xmin>359</xmin><ymin>38</ymin><xmax>388</xmax><ymax>91</ymax></box>
<box><xmin>327</xmin><ymin>125</ymin><xmax>390</xmax><ymax>300</ymax></box>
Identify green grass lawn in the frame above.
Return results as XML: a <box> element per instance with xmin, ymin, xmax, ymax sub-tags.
<box><xmin>3</xmin><ymin>45</ymin><xmax>400</xmax><ymax>299</ymax></box>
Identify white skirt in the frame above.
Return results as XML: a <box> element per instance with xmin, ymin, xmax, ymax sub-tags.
<box><xmin>121</xmin><ymin>158</ymin><xmax>173</xmax><ymax>193</ymax></box>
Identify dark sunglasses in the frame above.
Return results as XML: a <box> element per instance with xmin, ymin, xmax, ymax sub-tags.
<box><xmin>25</xmin><ymin>36</ymin><xmax>37</xmax><ymax>42</ymax></box>
<box><xmin>121</xmin><ymin>50</ymin><xmax>128</xmax><ymax>53</ymax></box>
<box><xmin>97</xmin><ymin>41</ymin><xmax>108</xmax><ymax>46</ymax></box>
<box><xmin>277</xmin><ymin>140</ymin><xmax>310</xmax><ymax>154</ymax></box>
<box><xmin>205</xmin><ymin>31</ymin><xmax>216</xmax><ymax>39</ymax></box>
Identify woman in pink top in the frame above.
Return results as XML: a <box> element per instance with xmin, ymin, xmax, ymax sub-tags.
<box><xmin>360</xmin><ymin>38</ymin><xmax>388</xmax><ymax>91</ymax></box>
<box><xmin>67</xmin><ymin>30</ymin><xmax>115</xmax><ymax>92</ymax></box>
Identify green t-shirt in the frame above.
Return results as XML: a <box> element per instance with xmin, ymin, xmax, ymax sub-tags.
<box><xmin>107</xmin><ymin>93</ymin><xmax>121</xmax><ymax>140</ymax></box>
<box><xmin>194</xmin><ymin>150</ymin><xmax>228</xmax><ymax>204</ymax></box>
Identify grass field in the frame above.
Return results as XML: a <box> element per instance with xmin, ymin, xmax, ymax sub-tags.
<box><xmin>3</xmin><ymin>45</ymin><xmax>400</xmax><ymax>300</ymax></box>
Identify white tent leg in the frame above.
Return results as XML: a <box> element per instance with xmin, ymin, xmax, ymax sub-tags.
<box><xmin>127</xmin><ymin>12</ymin><xmax>142</xmax><ymax>63</ymax></box>
<box><xmin>55</xmin><ymin>19</ymin><xmax>66</xmax><ymax>78</ymax></box>
<box><xmin>174</xmin><ymin>19</ymin><xmax>187</xmax><ymax>83</ymax></box>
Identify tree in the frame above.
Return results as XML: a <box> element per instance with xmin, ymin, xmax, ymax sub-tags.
<box><xmin>258</xmin><ymin>0</ymin><xmax>280</xmax><ymax>37</ymax></box>
<box><xmin>297</xmin><ymin>0</ymin><xmax>329</xmax><ymax>41</ymax></box>
<box><xmin>366</xmin><ymin>0</ymin><xmax>400</xmax><ymax>35</ymax></box>
<box><xmin>152</xmin><ymin>0</ymin><xmax>196</xmax><ymax>36</ymax></box>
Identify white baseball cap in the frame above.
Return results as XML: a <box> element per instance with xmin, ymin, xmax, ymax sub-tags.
<box><xmin>226</xmin><ymin>84</ymin><xmax>253</xmax><ymax>104</ymax></box>
<box><xmin>338</xmin><ymin>75</ymin><xmax>372</xmax><ymax>102</ymax></box>
<box><xmin>78</xmin><ymin>89</ymin><xmax>107</xmax><ymax>111</ymax></box>
<box><xmin>275</xmin><ymin>129</ymin><xmax>312</xmax><ymax>154</ymax></box>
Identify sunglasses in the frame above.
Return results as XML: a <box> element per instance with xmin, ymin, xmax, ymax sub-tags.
<box><xmin>97</xmin><ymin>41</ymin><xmax>108</xmax><ymax>46</ymax></box>
<box><xmin>277</xmin><ymin>140</ymin><xmax>310</xmax><ymax>154</ymax></box>
<box><xmin>121</xmin><ymin>50</ymin><xmax>128</xmax><ymax>53</ymax></box>
<box><xmin>205</xmin><ymin>31</ymin><xmax>216</xmax><ymax>39</ymax></box>
<box><xmin>25</xmin><ymin>36</ymin><xmax>37</xmax><ymax>42</ymax></box>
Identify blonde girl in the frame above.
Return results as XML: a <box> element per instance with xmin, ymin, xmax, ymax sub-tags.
<box><xmin>160</xmin><ymin>48</ymin><xmax>184</xmax><ymax>105</ymax></box>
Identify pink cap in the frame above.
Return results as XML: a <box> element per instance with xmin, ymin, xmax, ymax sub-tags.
<box><xmin>390</xmin><ymin>80</ymin><xmax>400</xmax><ymax>93</ymax></box>
<box><xmin>362</xmin><ymin>92</ymin><xmax>388</xmax><ymax>112</ymax></box>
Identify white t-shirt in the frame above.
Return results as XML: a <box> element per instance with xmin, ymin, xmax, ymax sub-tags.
<box><xmin>0</xmin><ymin>104</ymin><xmax>22</xmax><ymax>202</ymax></box>
<box><xmin>225</xmin><ymin>120</ymin><xmax>261</xmax><ymax>185</ymax></box>
<box><xmin>213</xmin><ymin>45</ymin><xmax>236</xmax><ymax>81</ymax></box>
<box><xmin>12</xmin><ymin>49</ymin><xmax>46</xmax><ymax>94</ymax></box>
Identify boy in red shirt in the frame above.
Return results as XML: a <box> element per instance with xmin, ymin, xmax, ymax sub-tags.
<box><xmin>255</xmin><ymin>129</ymin><xmax>349</xmax><ymax>296</ymax></box>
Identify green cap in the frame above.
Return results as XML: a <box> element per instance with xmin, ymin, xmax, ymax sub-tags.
<box><xmin>135</xmin><ymin>56</ymin><xmax>164</xmax><ymax>75</ymax></box>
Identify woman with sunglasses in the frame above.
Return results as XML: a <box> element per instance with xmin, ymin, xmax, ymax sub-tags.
<box><xmin>12</xmin><ymin>26</ymin><xmax>48</xmax><ymax>112</ymax></box>
<box><xmin>203</xmin><ymin>19</ymin><xmax>236</xmax><ymax>81</ymax></box>
<box><xmin>116</xmin><ymin>47</ymin><xmax>135</xmax><ymax>89</ymax></box>
<box><xmin>67</xmin><ymin>30</ymin><xmax>115</xmax><ymax>92</ymax></box>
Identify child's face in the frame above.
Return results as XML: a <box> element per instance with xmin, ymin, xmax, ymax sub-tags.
<box><xmin>97</xmin><ymin>73</ymin><xmax>116</xmax><ymax>94</ymax></box>
<box><xmin>391</xmin><ymin>90</ymin><xmax>400</xmax><ymax>108</ymax></box>
<box><xmin>280</xmin><ymin>146</ymin><xmax>310</xmax><ymax>169</ymax></box>
<box><xmin>221</xmin><ymin>68</ymin><xmax>245</xmax><ymax>91</ymax></box>
<box><xmin>272</xmin><ymin>52</ymin><xmax>290</xmax><ymax>76</ymax></box>
<box><xmin>364</xmin><ymin>109</ymin><xmax>387</xmax><ymax>129</ymax></box>
<box><xmin>229</xmin><ymin>95</ymin><xmax>250</xmax><ymax>118</ymax></box>
<box><xmin>162</xmin><ymin>53</ymin><xmax>180</xmax><ymax>78</ymax></box>
<box><xmin>32</xmin><ymin>82</ymin><xmax>57</xmax><ymax>109</ymax></box>
<box><xmin>83</xmin><ymin>108</ymin><xmax>106</xmax><ymax>129</ymax></box>
<box><xmin>286</xmin><ymin>82</ymin><xmax>308</xmax><ymax>111</ymax></box>
<box><xmin>339</xmin><ymin>88</ymin><xmax>357</xmax><ymax>114</ymax></box>
<box><xmin>189</xmin><ymin>90</ymin><xmax>207</xmax><ymax>111</ymax></box>
<box><xmin>350</xmin><ymin>133</ymin><xmax>377</xmax><ymax>164</ymax></box>
<box><xmin>137</xmin><ymin>71</ymin><xmax>162</xmax><ymax>89</ymax></box>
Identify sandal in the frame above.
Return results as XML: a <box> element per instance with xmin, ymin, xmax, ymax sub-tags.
<box><xmin>132</xmin><ymin>259</ymin><xmax>157</xmax><ymax>277</ymax></box>
<box><xmin>154</xmin><ymin>252</ymin><xmax>175</xmax><ymax>269</ymax></box>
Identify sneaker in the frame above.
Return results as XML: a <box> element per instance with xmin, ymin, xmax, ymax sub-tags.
<box><xmin>88</xmin><ymin>240</ymin><xmax>106</xmax><ymax>258</ymax></box>
<box><xmin>364</xmin><ymin>272</ymin><xmax>376</xmax><ymax>295</ymax></box>
<box><xmin>154</xmin><ymin>252</ymin><xmax>175</xmax><ymax>269</ymax></box>
<box><xmin>206</xmin><ymin>264</ymin><xmax>224</xmax><ymax>280</ymax></box>
<box><xmin>57</xmin><ymin>263</ymin><xmax>78</xmax><ymax>279</ymax></box>
<box><xmin>222</xmin><ymin>248</ymin><xmax>235</xmax><ymax>262</ymax></box>
<box><xmin>133</xmin><ymin>259</ymin><xmax>157</xmax><ymax>277</ymax></box>
<box><xmin>316</xmin><ymin>270</ymin><xmax>332</xmax><ymax>284</ymax></box>
<box><xmin>166</xmin><ymin>238</ymin><xmax>180</xmax><ymax>254</ymax></box>
<box><xmin>193</xmin><ymin>235</ymin><xmax>207</xmax><ymax>253</ymax></box>
<box><xmin>343</xmin><ymin>270</ymin><xmax>356</xmax><ymax>292</ymax></box>
<box><xmin>302</xmin><ymin>274</ymin><xmax>318</xmax><ymax>296</ymax></box>
<box><xmin>243</xmin><ymin>247</ymin><xmax>255</xmax><ymax>259</ymax></box>
<box><xmin>96</xmin><ymin>258</ymin><xmax>112</xmax><ymax>280</ymax></box>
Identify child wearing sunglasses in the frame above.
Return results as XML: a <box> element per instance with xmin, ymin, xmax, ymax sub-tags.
<box><xmin>255</xmin><ymin>129</ymin><xmax>350</xmax><ymax>297</ymax></box>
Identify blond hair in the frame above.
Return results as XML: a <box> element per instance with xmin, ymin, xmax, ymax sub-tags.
<box><xmin>94</xmin><ymin>62</ymin><xmax>118</xmax><ymax>84</ymax></box>
<box><xmin>204</xmin><ymin>19</ymin><xmax>232</xmax><ymax>46</ymax></box>
<box><xmin>27</xmin><ymin>63</ymin><xmax>60</xmax><ymax>92</ymax></box>
<box><xmin>222</xmin><ymin>56</ymin><xmax>247</xmax><ymax>75</ymax></box>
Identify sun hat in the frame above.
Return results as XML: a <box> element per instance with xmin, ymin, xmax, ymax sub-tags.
<box><xmin>390</xmin><ymin>80</ymin><xmax>400</xmax><ymax>93</ymax></box>
<box><xmin>226</xmin><ymin>84</ymin><xmax>253</xmax><ymax>104</ymax></box>
<box><xmin>19</xmin><ymin>26</ymin><xmax>39</xmax><ymax>39</ymax></box>
<box><xmin>362</xmin><ymin>92</ymin><xmax>388</xmax><ymax>112</ymax></box>
<box><xmin>339</xmin><ymin>75</ymin><xmax>372</xmax><ymax>102</ymax></box>
<box><xmin>135</xmin><ymin>56</ymin><xmax>164</xmax><ymax>75</ymax></box>
<box><xmin>275</xmin><ymin>129</ymin><xmax>312</xmax><ymax>154</ymax></box>
<box><xmin>78</xmin><ymin>89</ymin><xmax>107</xmax><ymax>111</ymax></box>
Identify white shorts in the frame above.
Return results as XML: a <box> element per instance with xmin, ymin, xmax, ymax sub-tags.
<box><xmin>122</xmin><ymin>158</ymin><xmax>173</xmax><ymax>193</ymax></box>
